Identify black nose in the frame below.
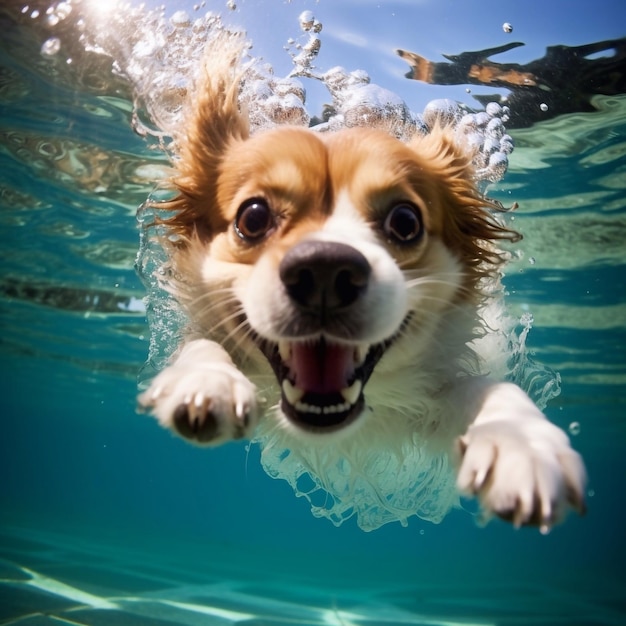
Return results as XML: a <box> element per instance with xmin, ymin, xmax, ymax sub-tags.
<box><xmin>279</xmin><ymin>241</ymin><xmax>371</xmax><ymax>313</ymax></box>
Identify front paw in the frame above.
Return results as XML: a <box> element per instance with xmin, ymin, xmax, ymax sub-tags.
<box><xmin>455</xmin><ymin>420</ymin><xmax>586</xmax><ymax>531</ymax></box>
<box><xmin>138</xmin><ymin>362</ymin><xmax>258</xmax><ymax>445</ymax></box>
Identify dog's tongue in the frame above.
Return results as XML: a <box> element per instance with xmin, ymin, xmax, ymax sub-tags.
<box><xmin>291</xmin><ymin>340</ymin><xmax>354</xmax><ymax>394</ymax></box>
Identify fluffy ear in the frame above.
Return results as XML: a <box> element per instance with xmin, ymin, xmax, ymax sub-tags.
<box><xmin>157</xmin><ymin>32</ymin><xmax>250</xmax><ymax>240</ymax></box>
<box><xmin>410</xmin><ymin>125</ymin><xmax>520</xmax><ymax>291</ymax></box>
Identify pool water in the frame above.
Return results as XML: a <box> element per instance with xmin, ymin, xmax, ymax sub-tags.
<box><xmin>1</xmin><ymin>1</ymin><xmax>625</xmax><ymax>624</ymax></box>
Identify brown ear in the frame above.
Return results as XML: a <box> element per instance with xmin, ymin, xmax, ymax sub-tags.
<box><xmin>156</xmin><ymin>32</ymin><xmax>251</xmax><ymax>241</ymax></box>
<box><xmin>410</xmin><ymin>126</ymin><xmax>520</xmax><ymax>292</ymax></box>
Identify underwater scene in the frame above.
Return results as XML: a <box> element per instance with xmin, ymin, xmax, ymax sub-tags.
<box><xmin>1</xmin><ymin>0</ymin><xmax>625</xmax><ymax>624</ymax></box>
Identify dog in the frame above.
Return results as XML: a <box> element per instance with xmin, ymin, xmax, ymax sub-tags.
<box><xmin>139</xmin><ymin>35</ymin><xmax>586</xmax><ymax>531</ymax></box>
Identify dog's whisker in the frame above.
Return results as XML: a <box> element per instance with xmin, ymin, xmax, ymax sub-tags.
<box><xmin>189</xmin><ymin>291</ymin><xmax>241</xmax><ymax>323</ymax></box>
<box><xmin>223</xmin><ymin>320</ymin><xmax>260</xmax><ymax>364</ymax></box>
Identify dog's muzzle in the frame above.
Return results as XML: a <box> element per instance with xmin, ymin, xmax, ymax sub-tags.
<box><xmin>258</xmin><ymin>240</ymin><xmax>399</xmax><ymax>433</ymax></box>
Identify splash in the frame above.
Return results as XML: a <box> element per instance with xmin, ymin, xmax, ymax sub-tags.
<box><xmin>258</xmin><ymin>434</ymin><xmax>459</xmax><ymax>529</ymax></box>
<box><xmin>32</xmin><ymin>2</ymin><xmax>514</xmax><ymax>180</ymax></box>
<box><xmin>38</xmin><ymin>1</ymin><xmax>560</xmax><ymax>529</ymax></box>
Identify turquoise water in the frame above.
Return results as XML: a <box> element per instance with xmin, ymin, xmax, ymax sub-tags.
<box><xmin>1</xmin><ymin>0</ymin><xmax>625</xmax><ymax>624</ymax></box>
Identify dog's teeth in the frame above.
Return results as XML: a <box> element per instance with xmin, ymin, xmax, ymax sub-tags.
<box><xmin>322</xmin><ymin>402</ymin><xmax>350</xmax><ymax>415</ymax></box>
<box><xmin>282</xmin><ymin>379</ymin><xmax>304</xmax><ymax>405</ymax></box>
<box><xmin>295</xmin><ymin>402</ymin><xmax>322</xmax><ymax>415</ymax></box>
<box><xmin>278</xmin><ymin>341</ymin><xmax>291</xmax><ymax>362</ymax></box>
<box><xmin>354</xmin><ymin>345</ymin><xmax>369</xmax><ymax>366</ymax></box>
<box><xmin>341</xmin><ymin>380</ymin><xmax>362</xmax><ymax>406</ymax></box>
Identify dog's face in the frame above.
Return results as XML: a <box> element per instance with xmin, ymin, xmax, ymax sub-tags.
<box><xmin>167</xmin><ymin>124</ymin><xmax>511</xmax><ymax>435</ymax></box>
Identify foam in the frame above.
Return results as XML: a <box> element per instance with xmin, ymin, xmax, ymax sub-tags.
<box><xmin>257</xmin><ymin>420</ymin><xmax>460</xmax><ymax>530</ymax></box>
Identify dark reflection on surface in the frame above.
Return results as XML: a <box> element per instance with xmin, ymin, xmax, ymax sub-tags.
<box><xmin>0</xmin><ymin>277</ymin><xmax>144</xmax><ymax>315</ymax></box>
<box><xmin>398</xmin><ymin>38</ymin><xmax>626</xmax><ymax>128</ymax></box>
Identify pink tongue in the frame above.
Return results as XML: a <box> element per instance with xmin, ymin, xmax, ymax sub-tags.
<box><xmin>291</xmin><ymin>341</ymin><xmax>354</xmax><ymax>394</ymax></box>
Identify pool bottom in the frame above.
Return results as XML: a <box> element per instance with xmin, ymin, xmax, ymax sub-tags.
<box><xmin>0</xmin><ymin>522</ymin><xmax>622</xmax><ymax>626</ymax></box>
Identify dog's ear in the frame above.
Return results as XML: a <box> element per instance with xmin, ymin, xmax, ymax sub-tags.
<box><xmin>409</xmin><ymin>126</ymin><xmax>520</xmax><ymax>291</ymax></box>
<box><xmin>157</xmin><ymin>32</ymin><xmax>250</xmax><ymax>241</ymax></box>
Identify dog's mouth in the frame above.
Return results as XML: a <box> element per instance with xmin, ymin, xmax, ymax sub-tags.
<box><xmin>260</xmin><ymin>334</ymin><xmax>395</xmax><ymax>433</ymax></box>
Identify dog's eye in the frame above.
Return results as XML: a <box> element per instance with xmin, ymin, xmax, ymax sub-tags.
<box><xmin>235</xmin><ymin>199</ymin><xmax>274</xmax><ymax>242</ymax></box>
<box><xmin>383</xmin><ymin>202</ymin><xmax>423</xmax><ymax>244</ymax></box>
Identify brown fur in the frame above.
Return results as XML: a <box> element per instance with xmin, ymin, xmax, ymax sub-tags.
<box><xmin>159</xmin><ymin>124</ymin><xmax>518</xmax><ymax>303</ymax></box>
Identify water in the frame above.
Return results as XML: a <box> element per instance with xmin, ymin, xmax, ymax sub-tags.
<box><xmin>1</xmin><ymin>0</ymin><xmax>625</xmax><ymax>624</ymax></box>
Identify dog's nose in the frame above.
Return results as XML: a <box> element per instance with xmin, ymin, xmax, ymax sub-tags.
<box><xmin>279</xmin><ymin>241</ymin><xmax>371</xmax><ymax>312</ymax></box>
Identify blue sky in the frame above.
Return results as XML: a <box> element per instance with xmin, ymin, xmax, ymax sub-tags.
<box><xmin>146</xmin><ymin>0</ymin><xmax>626</xmax><ymax>114</ymax></box>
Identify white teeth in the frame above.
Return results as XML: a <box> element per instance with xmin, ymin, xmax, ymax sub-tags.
<box><xmin>341</xmin><ymin>380</ymin><xmax>362</xmax><ymax>405</ymax></box>
<box><xmin>294</xmin><ymin>401</ymin><xmax>351</xmax><ymax>415</ymax></box>
<box><xmin>295</xmin><ymin>402</ymin><xmax>323</xmax><ymax>415</ymax></box>
<box><xmin>284</xmin><ymin>379</ymin><xmax>363</xmax><ymax>416</ymax></box>
<box><xmin>282</xmin><ymin>379</ymin><xmax>304</xmax><ymax>404</ymax></box>
<box><xmin>321</xmin><ymin>402</ymin><xmax>350</xmax><ymax>415</ymax></box>
<box><xmin>354</xmin><ymin>344</ymin><xmax>369</xmax><ymax>366</ymax></box>
<box><xmin>278</xmin><ymin>340</ymin><xmax>291</xmax><ymax>362</ymax></box>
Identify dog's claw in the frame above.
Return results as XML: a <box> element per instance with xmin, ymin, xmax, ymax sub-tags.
<box><xmin>140</xmin><ymin>358</ymin><xmax>258</xmax><ymax>446</ymax></box>
<box><xmin>456</xmin><ymin>415</ymin><xmax>586</xmax><ymax>530</ymax></box>
<box><xmin>173</xmin><ymin>403</ymin><xmax>219</xmax><ymax>442</ymax></box>
<box><xmin>149</xmin><ymin>385</ymin><xmax>163</xmax><ymax>402</ymax></box>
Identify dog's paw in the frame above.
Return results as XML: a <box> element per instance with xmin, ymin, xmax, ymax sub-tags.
<box><xmin>455</xmin><ymin>418</ymin><xmax>586</xmax><ymax>532</ymax></box>
<box><xmin>139</xmin><ymin>362</ymin><xmax>258</xmax><ymax>445</ymax></box>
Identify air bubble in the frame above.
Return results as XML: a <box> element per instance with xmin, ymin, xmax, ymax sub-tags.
<box><xmin>502</xmin><ymin>22</ymin><xmax>513</xmax><ymax>33</ymax></box>
<box><xmin>486</xmin><ymin>117</ymin><xmax>504</xmax><ymax>136</ymax></box>
<box><xmin>520</xmin><ymin>312</ymin><xmax>534</xmax><ymax>327</ymax></box>
<box><xmin>422</xmin><ymin>99</ymin><xmax>461</xmax><ymax>128</ymax></box>
<box><xmin>474</xmin><ymin>111</ymin><xmax>490</xmax><ymax>127</ymax></box>
<box><xmin>41</xmin><ymin>37</ymin><xmax>61</xmax><ymax>57</ymax></box>
<box><xmin>299</xmin><ymin>10</ymin><xmax>315</xmax><ymax>31</ymax></box>
<box><xmin>170</xmin><ymin>10</ymin><xmax>190</xmax><ymax>27</ymax></box>
<box><xmin>540</xmin><ymin>103</ymin><xmax>549</xmax><ymax>112</ymax></box>
<box><xmin>528</xmin><ymin>257</ymin><xmax>536</xmax><ymax>265</ymax></box>
<box><xmin>485</xmin><ymin>102</ymin><xmax>502</xmax><ymax>117</ymax></box>
<box><xmin>568</xmin><ymin>422</ymin><xmax>581</xmax><ymax>436</ymax></box>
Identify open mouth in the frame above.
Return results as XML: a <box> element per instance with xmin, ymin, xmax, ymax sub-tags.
<box><xmin>260</xmin><ymin>334</ymin><xmax>394</xmax><ymax>432</ymax></box>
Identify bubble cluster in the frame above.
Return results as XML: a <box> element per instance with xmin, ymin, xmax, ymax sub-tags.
<box><xmin>46</xmin><ymin>0</ymin><xmax>72</xmax><ymax>26</ymax></box>
<box><xmin>413</xmin><ymin>99</ymin><xmax>514</xmax><ymax>184</ymax></box>
<box><xmin>306</xmin><ymin>66</ymin><xmax>420</xmax><ymax>141</ymax></box>
<box><xmin>34</xmin><ymin>4</ymin><xmax>516</xmax><ymax>186</ymax></box>
<box><xmin>256</xmin><ymin>428</ymin><xmax>459</xmax><ymax>531</ymax></box>
<box><xmin>242</xmin><ymin>69</ymin><xmax>310</xmax><ymax>129</ymax></box>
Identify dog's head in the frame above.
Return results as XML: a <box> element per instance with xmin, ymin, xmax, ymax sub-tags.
<box><xmin>157</xmin><ymin>52</ymin><xmax>517</xmax><ymax>436</ymax></box>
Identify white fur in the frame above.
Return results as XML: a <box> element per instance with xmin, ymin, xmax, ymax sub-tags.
<box><xmin>139</xmin><ymin>340</ymin><xmax>258</xmax><ymax>446</ymax></box>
